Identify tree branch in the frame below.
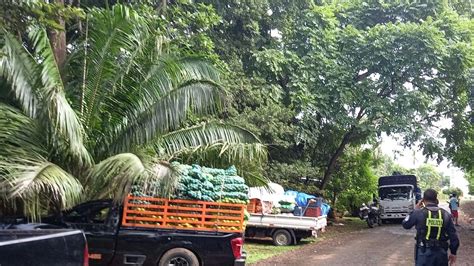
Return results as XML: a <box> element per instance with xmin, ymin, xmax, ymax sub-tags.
<box><xmin>354</xmin><ymin>68</ymin><xmax>376</xmax><ymax>82</ymax></box>
<box><xmin>320</xmin><ymin>107</ymin><xmax>366</xmax><ymax>189</ymax></box>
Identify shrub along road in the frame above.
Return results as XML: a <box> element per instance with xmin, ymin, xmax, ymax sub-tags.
<box><xmin>252</xmin><ymin>202</ymin><xmax>474</xmax><ymax>266</ymax></box>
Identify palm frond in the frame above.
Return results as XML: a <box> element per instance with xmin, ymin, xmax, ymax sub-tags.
<box><xmin>136</xmin><ymin>161</ymin><xmax>179</xmax><ymax>198</ymax></box>
<box><xmin>114</xmin><ymin>56</ymin><xmax>222</xmax><ymax>112</ymax></box>
<box><xmin>0</xmin><ymin>30</ymin><xmax>39</xmax><ymax>117</ymax></box>
<box><xmin>177</xmin><ymin>57</ymin><xmax>221</xmax><ymax>83</ymax></box>
<box><xmin>80</xmin><ymin>5</ymin><xmax>150</xmax><ymax>127</ymax></box>
<box><xmin>139</xmin><ymin>56</ymin><xmax>221</xmax><ymax>96</ymax></box>
<box><xmin>103</xmin><ymin>82</ymin><xmax>223</xmax><ymax>157</ymax></box>
<box><xmin>157</xmin><ymin>123</ymin><xmax>264</xmax><ymax>157</ymax></box>
<box><xmin>84</xmin><ymin>153</ymin><xmax>146</xmax><ymax>201</ymax></box>
<box><xmin>156</xmin><ymin>123</ymin><xmax>268</xmax><ymax>187</ymax></box>
<box><xmin>0</xmin><ymin>160</ymin><xmax>83</xmax><ymax>220</ymax></box>
<box><xmin>28</xmin><ymin>27</ymin><xmax>92</xmax><ymax>167</ymax></box>
<box><xmin>0</xmin><ymin>104</ymin><xmax>46</xmax><ymax>160</ymax></box>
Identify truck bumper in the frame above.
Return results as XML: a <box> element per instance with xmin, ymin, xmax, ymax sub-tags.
<box><xmin>234</xmin><ymin>252</ymin><xmax>247</xmax><ymax>266</ymax></box>
<box><xmin>381</xmin><ymin>213</ymin><xmax>408</xmax><ymax>219</ymax></box>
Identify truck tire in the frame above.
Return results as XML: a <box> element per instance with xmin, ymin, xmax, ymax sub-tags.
<box><xmin>272</xmin><ymin>229</ymin><xmax>292</xmax><ymax>246</ymax></box>
<box><xmin>159</xmin><ymin>248</ymin><xmax>199</xmax><ymax>266</ymax></box>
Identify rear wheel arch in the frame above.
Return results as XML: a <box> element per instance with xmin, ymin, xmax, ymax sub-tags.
<box><xmin>157</xmin><ymin>247</ymin><xmax>202</xmax><ymax>266</ymax></box>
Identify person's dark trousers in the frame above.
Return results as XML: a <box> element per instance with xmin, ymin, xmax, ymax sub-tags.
<box><xmin>416</xmin><ymin>247</ymin><xmax>448</xmax><ymax>266</ymax></box>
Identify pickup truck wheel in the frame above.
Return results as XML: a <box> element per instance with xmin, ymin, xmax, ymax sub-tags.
<box><xmin>272</xmin><ymin>229</ymin><xmax>292</xmax><ymax>246</ymax></box>
<box><xmin>159</xmin><ymin>248</ymin><xmax>199</xmax><ymax>266</ymax></box>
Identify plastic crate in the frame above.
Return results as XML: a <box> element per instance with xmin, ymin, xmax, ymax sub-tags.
<box><xmin>247</xmin><ymin>198</ymin><xmax>261</xmax><ymax>213</ymax></box>
<box><xmin>304</xmin><ymin>207</ymin><xmax>322</xmax><ymax>217</ymax></box>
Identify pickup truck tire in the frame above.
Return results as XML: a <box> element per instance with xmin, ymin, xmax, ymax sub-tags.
<box><xmin>159</xmin><ymin>248</ymin><xmax>199</xmax><ymax>266</ymax></box>
<box><xmin>272</xmin><ymin>229</ymin><xmax>292</xmax><ymax>246</ymax></box>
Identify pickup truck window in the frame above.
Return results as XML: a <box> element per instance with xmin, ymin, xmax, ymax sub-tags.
<box><xmin>63</xmin><ymin>202</ymin><xmax>111</xmax><ymax>224</ymax></box>
<box><xmin>91</xmin><ymin>207</ymin><xmax>109</xmax><ymax>224</ymax></box>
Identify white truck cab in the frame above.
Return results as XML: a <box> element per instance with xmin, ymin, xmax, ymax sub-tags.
<box><xmin>378</xmin><ymin>175</ymin><xmax>418</xmax><ymax>222</ymax></box>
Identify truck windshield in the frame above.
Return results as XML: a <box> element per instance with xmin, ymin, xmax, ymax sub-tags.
<box><xmin>379</xmin><ymin>187</ymin><xmax>412</xmax><ymax>200</ymax></box>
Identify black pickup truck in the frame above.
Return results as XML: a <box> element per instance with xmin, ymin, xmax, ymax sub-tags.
<box><xmin>43</xmin><ymin>199</ymin><xmax>245</xmax><ymax>266</ymax></box>
<box><xmin>0</xmin><ymin>228</ymin><xmax>88</xmax><ymax>266</ymax></box>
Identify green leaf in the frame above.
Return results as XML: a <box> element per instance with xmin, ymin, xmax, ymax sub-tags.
<box><xmin>84</xmin><ymin>153</ymin><xmax>145</xmax><ymax>201</ymax></box>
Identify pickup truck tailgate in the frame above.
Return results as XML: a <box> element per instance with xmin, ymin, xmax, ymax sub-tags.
<box><xmin>0</xmin><ymin>229</ymin><xmax>87</xmax><ymax>266</ymax></box>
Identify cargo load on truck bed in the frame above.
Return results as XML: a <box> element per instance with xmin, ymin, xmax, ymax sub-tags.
<box><xmin>244</xmin><ymin>183</ymin><xmax>328</xmax><ymax>245</ymax></box>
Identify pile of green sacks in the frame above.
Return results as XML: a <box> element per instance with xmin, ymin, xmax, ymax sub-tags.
<box><xmin>278</xmin><ymin>200</ymin><xmax>295</xmax><ymax>213</ymax></box>
<box><xmin>173</xmin><ymin>163</ymin><xmax>249</xmax><ymax>204</ymax></box>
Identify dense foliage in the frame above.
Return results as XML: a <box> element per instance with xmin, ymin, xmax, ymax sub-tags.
<box><xmin>196</xmin><ymin>0</ymin><xmax>473</xmax><ymax>200</ymax></box>
<box><xmin>1</xmin><ymin>0</ymin><xmax>473</xmax><ymax>214</ymax></box>
<box><xmin>0</xmin><ymin>3</ymin><xmax>265</xmax><ymax>218</ymax></box>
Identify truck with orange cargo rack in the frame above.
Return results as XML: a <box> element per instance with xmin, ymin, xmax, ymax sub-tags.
<box><xmin>39</xmin><ymin>195</ymin><xmax>246</xmax><ymax>266</ymax></box>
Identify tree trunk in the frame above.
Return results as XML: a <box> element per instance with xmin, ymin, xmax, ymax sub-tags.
<box><xmin>319</xmin><ymin>128</ymin><xmax>355</xmax><ymax>189</ymax></box>
<box><xmin>49</xmin><ymin>0</ymin><xmax>67</xmax><ymax>69</ymax></box>
<box><xmin>319</xmin><ymin>107</ymin><xmax>366</xmax><ymax>190</ymax></box>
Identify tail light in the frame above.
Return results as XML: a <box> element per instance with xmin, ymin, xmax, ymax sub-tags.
<box><xmin>231</xmin><ymin>237</ymin><xmax>243</xmax><ymax>259</ymax></box>
<box><xmin>83</xmin><ymin>242</ymin><xmax>89</xmax><ymax>266</ymax></box>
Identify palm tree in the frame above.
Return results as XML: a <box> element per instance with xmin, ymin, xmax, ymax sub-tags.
<box><xmin>0</xmin><ymin>5</ymin><xmax>266</xmax><ymax>219</ymax></box>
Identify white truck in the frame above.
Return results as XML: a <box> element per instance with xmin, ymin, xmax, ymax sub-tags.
<box><xmin>245</xmin><ymin>213</ymin><xmax>327</xmax><ymax>246</ymax></box>
<box><xmin>378</xmin><ymin>175</ymin><xmax>420</xmax><ymax>222</ymax></box>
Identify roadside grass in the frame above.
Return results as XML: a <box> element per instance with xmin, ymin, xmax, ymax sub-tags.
<box><xmin>245</xmin><ymin>217</ymin><xmax>367</xmax><ymax>264</ymax></box>
<box><xmin>245</xmin><ymin>238</ymin><xmax>316</xmax><ymax>264</ymax></box>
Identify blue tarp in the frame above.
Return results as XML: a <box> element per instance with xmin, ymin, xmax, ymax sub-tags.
<box><xmin>321</xmin><ymin>203</ymin><xmax>331</xmax><ymax>216</ymax></box>
<box><xmin>295</xmin><ymin>192</ymin><xmax>317</xmax><ymax>207</ymax></box>
<box><xmin>285</xmin><ymin>189</ymin><xmax>331</xmax><ymax>216</ymax></box>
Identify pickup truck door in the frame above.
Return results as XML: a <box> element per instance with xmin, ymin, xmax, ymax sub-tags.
<box><xmin>62</xmin><ymin>201</ymin><xmax>118</xmax><ymax>265</ymax></box>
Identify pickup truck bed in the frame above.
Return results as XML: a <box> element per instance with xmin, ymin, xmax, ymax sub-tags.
<box><xmin>0</xmin><ymin>229</ymin><xmax>87</xmax><ymax>266</ymax></box>
<box><xmin>248</xmin><ymin>214</ymin><xmax>327</xmax><ymax>230</ymax></box>
<box><xmin>245</xmin><ymin>214</ymin><xmax>327</xmax><ymax>246</ymax></box>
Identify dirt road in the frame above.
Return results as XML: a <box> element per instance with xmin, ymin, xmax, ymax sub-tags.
<box><xmin>254</xmin><ymin>203</ymin><xmax>474</xmax><ymax>266</ymax></box>
<box><xmin>253</xmin><ymin>224</ymin><xmax>416</xmax><ymax>266</ymax></box>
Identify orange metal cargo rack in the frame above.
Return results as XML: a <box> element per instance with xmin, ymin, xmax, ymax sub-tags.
<box><xmin>121</xmin><ymin>195</ymin><xmax>246</xmax><ymax>233</ymax></box>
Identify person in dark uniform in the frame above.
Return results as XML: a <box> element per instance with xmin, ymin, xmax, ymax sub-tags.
<box><xmin>402</xmin><ymin>188</ymin><xmax>459</xmax><ymax>266</ymax></box>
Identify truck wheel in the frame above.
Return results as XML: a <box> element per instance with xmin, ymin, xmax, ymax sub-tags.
<box><xmin>272</xmin><ymin>229</ymin><xmax>292</xmax><ymax>246</ymax></box>
<box><xmin>159</xmin><ymin>248</ymin><xmax>199</xmax><ymax>266</ymax></box>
